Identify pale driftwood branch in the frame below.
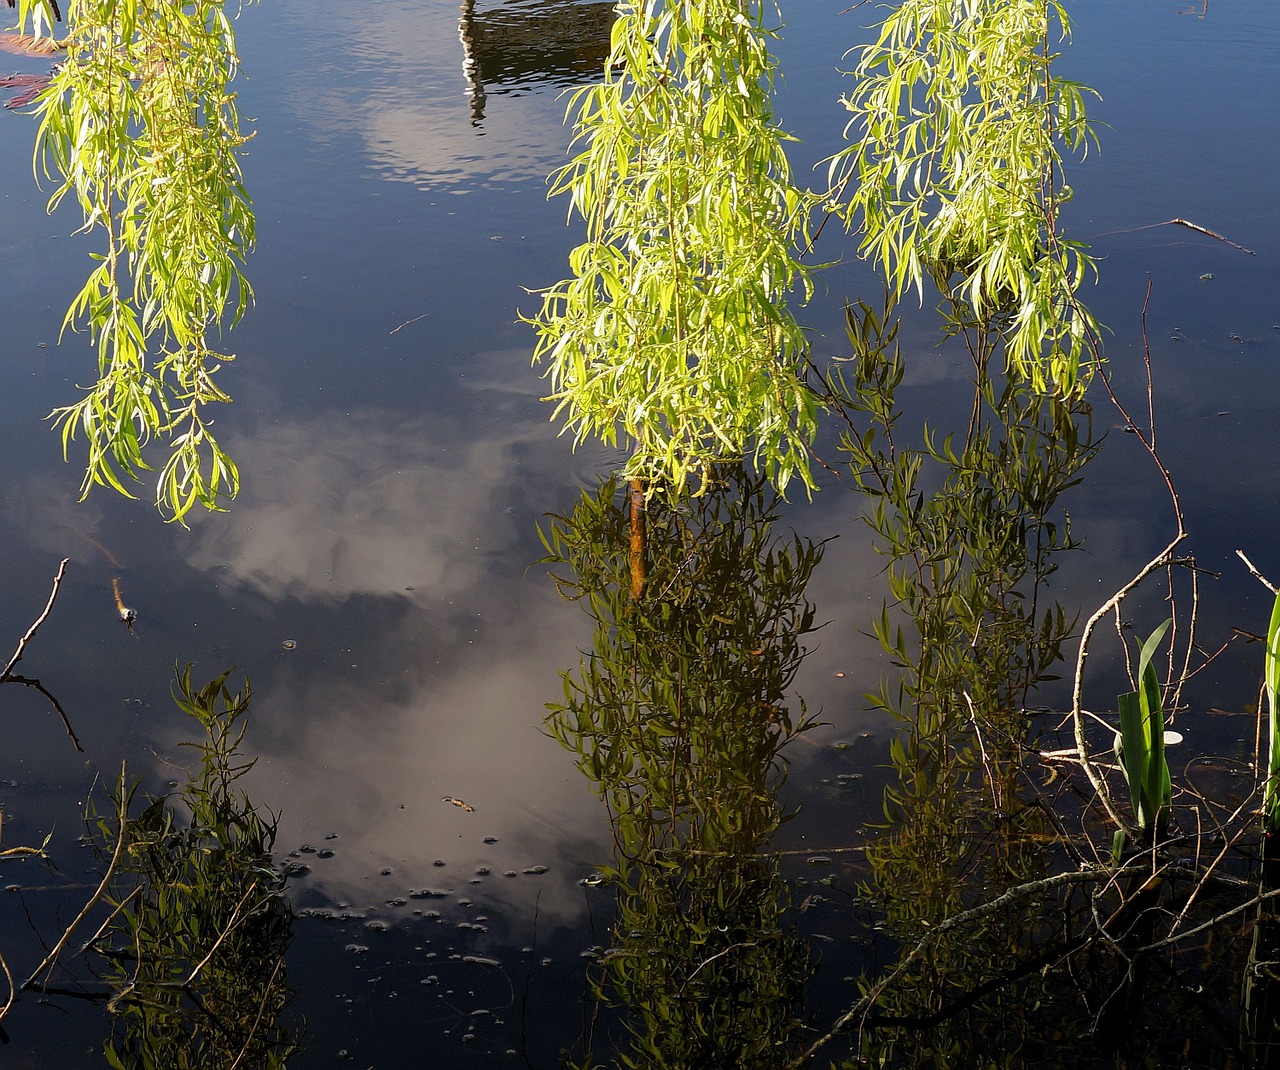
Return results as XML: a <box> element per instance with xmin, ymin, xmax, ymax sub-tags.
<box><xmin>1097</xmin><ymin>217</ymin><xmax>1254</xmax><ymax>255</ymax></box>
<box><xmin>1237</xmin><ymin>549</ymin><xmax>1278</xmax><ymax>595</ymax></box>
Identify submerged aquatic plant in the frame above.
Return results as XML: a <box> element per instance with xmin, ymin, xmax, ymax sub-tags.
<box><xmin>530</xmin><ymin>0</ymin><xmax>819</xmax><ymax>496</ymax></box>
<box><xmin>13</xmin><ymin>0</ymin><xmax>255</xmax><ymax>523</ymax></box>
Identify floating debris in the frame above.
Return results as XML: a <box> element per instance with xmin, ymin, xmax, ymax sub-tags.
<box><xmin>442</xmin><ymin>796</ymin><xmax>475</xmax><ymax>813</ymax></box>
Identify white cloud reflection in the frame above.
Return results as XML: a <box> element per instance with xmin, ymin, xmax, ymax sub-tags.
<box><xmin>273</xmin><ymin>0</ymin><xmax>596</xmax><ymax>191</ymax></box>
<box><xmin>175</xmin><ymin>357</ymin><xmax>613</xmax><ymax>926</ymax></box>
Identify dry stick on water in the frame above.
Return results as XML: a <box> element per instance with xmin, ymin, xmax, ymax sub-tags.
<box><xmin>1</xmin><ymin>558</ymin><xmax>69</xmax><ymax>678</ymax></box>
<box><xmin>1098</xmin><ymin>217</ymin><xmax>1255</xmax><ymax>256</ymax></box>
<box><xmin>0</xmin><ymin>947</ymin><xmax>13</xmax><ymax>1026</ymax></box>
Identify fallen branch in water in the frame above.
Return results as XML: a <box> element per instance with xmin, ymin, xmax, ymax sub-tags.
<box><xmin>1099</xmin><ymin>217</ymin><xmax>1255</xmax><ymax>256</ymax></box>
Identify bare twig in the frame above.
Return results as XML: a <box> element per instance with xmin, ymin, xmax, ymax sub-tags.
<box><xmin>388</xmin><ymin>312</ymin><xmax>429</xmax><ymax>335</ymax></box>
<box><xmin>0</xmin><ymin>560</ymin><xmax>83</xmax><ymax>751</ymax></box>
<box><xmin>1</xmin><ymin>559</ymin><xmax>69</xmax><ymax>679</ymax></box>
<box><xmin>1237</xmin><ymin>550</ymin><xmax>1278</xmax><ymax>595</ymax></box>
<box><xmin>4</xmin><ymin>675</ymin><xmax>83</xmax><ymax>752</ymax></box>
<box><xmin>1097</xmin><ymin>217</ymin><xmax>1253</xmax><ymax>255</ymax></box>
<box><xmin>228</xmin><ymin>954</ymin><xmax>285</xmax><ymax>1070</ymax></box>
<box><xmin>22</xmin><ymin>763</ymin><xmax>130</xmax><ymax>993</ymax></box>
<box><xmin>1071</xmin><ymin>279</ymin><xmax>1187</xmax><ymax>837</ymax></box>
<box><xmin>0</xmin><ymin>948</ymin><xmax>14</xmax><ymax>1025</ymax></box>
<box><xmin>786</xmin><ymin>864</ymin><xmax>1149</xmax><ymax>1068</ymax></box>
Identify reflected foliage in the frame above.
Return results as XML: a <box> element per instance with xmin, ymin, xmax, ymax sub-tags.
<box><xmin>806</xmin><ymin>306</ymin><xmax>1256</xmax><ymax>1067</ymax></box>
<box><xmin>832</xmin><ymin>299</ymin><xmax>1094</xmax><ymax>812</ymax></box>
<box><xmin>90</xmin><ymin>667</ymin><xmax>296</xmax><ymax>1070</ymax></box>
<box><xmin>826</xmin><ymin>303</ymin><xmax>1105</xmax><ymax>1063</ymax></box>
<box><xmin>541</xmin><ymin>469</ymin><xmax>821</xmax><ymax>1067</ymax></box>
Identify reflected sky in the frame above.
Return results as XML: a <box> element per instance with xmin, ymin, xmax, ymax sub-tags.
<box><xmin>0</xmin><ymin>0</ymin><xmax>1278</xmax><ymax>1064</ymax></box>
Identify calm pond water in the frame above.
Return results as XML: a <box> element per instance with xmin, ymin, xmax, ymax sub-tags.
<box><xmin>0</xmin><ymin>1</ymin><xmax>1277</xmax><ymax>1066</ymax></box>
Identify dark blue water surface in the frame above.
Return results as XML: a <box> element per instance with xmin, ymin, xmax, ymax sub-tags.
<box><xmin>0</xmin><ymin>1</ymin><xmax>1276</xmax><ymax>1065</ymax></box>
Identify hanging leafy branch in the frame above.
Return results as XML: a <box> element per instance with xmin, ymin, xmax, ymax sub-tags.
<box><xmin>530</xmin><ymin>0</ymin><xmax>820</xmax><ymax>496</ymax></box>
<box><xmin>830</xmin><ymin>0</ymin><xmax>1101</xmax><ymax>391</ymax></box>
<box><xmin>20</xmin><ymin>0</ymin><xmax>255</xmax><ymax>524</ymax></box>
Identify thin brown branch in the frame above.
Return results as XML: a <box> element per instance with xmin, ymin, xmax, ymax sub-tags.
<box><xmin>787</xmin><ymin>864</ymin><xmax>1148</xmax><ymax>1069</ymax></box>
<box><xmin>1071</xmin><ymin>279</ymin><xmax>1187</xmax><ymax>836</ymax></box>
<box><xmin>1096</xmin><ymin>217</ymin><xmax>1253</xmax><ymax>255</ymax></box>
<box><xmin>22</xmin><ymin>763</ymin><xmax>130</xmax><ymax>993</ymax></box>
<box><xmin>0</xmin><ymin>947</ymin><xmax>13</xmax><ymax>1025</ymax></box>
<box><xmin>1</xmin><ymin>559</ymin><xmax>69</xmax><ymax>679</ymax></box>
<box><xmin>5</xmin><ymin>675</ymin><xmax>83</xmax><ymax>752</ymax></box>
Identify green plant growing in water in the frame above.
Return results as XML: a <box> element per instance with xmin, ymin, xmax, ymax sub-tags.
<box><xmin>15</xmin><ymin>0</ymin><xmax>255</xmax><ymax>524</ymax></box>
<box><xmin>1113</xmin><ymin>618</ymin><xmax>1172</xmax><ymax>855</ymax></box>
<box><xmin>530</xmin><ymin>0</ymin><xmax>819</xmax><ymax>496</ymax></box>
<box><xmin>1263</xmin><ymin>592</ymin><xmax>1280</xmax><ymax>837</ymax></box>
<box><xmin>830</xmin><ymin>0</ymin><xmax>1102</xmax><ymax>391</ymax></box>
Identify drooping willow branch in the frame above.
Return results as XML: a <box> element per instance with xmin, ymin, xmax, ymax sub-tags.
<box><xmin>830</xmin><ymin>0</ymin><xmax>1103</xmax><ymax>392</ymax></box>
<box><xmin>22</xmin><ymin>0</ymin><xmax>256</xmax><ymax>524</ymax></box>
<box><xmin>529</xmin><ymin>0</ymin><xmax>820</xmax><ymax>496</ymax></box>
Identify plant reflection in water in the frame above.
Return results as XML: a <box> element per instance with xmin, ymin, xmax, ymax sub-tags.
<box><xmin>541</xmin><ymin>468</ymin><xmax>823</xmax><ymax>1068</ymax></box>
<box><xmin>86</xmin><ymin>667</ymin><xmax>297</xmax><ymax>1070</ymax></box>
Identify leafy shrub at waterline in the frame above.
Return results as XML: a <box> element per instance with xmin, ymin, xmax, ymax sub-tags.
<box><xmin>91</xmin><ymin>667</ymin><xmax>296</xmax><ymax>1069</ymax></box>
<box><xmin>530</xmin><ymin>0</ymin><xmax>819</xmax><ymax>496</ymax></box>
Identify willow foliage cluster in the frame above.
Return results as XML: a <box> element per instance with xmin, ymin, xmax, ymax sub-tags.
<box><xmin>531</xmin><ymin>0</ymin><xmax>819</xmax><ymax>496</ymax></box>
<box><xmin>832</xmin><ymin>0</ymin><xmax>1100</xmax><ymax>391</ymax></box>
<box><xmin>23</xmin><ymin>0</ymin><xmax>254</xmax><ymax>523</ymax></box>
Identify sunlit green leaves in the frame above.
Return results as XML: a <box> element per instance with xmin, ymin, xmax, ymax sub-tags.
<box><xmin>27</xmin><ymin>0</ymin><xmax>254</xmax><ymax>523</ymax></box>
<box><xmin>531</xmin><ymin>1</ymin><xmax>820</xmax><ymax>496</ymax></box>
<box><xmin>831</xmin><ymin>0</ymin><xmax>1102</xmax><ymax>391</ymax></box>
<box><xmin>1115</xmin><ymin>618</ymin><xmax>1172</xmax><ymax>848</ymax></box>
